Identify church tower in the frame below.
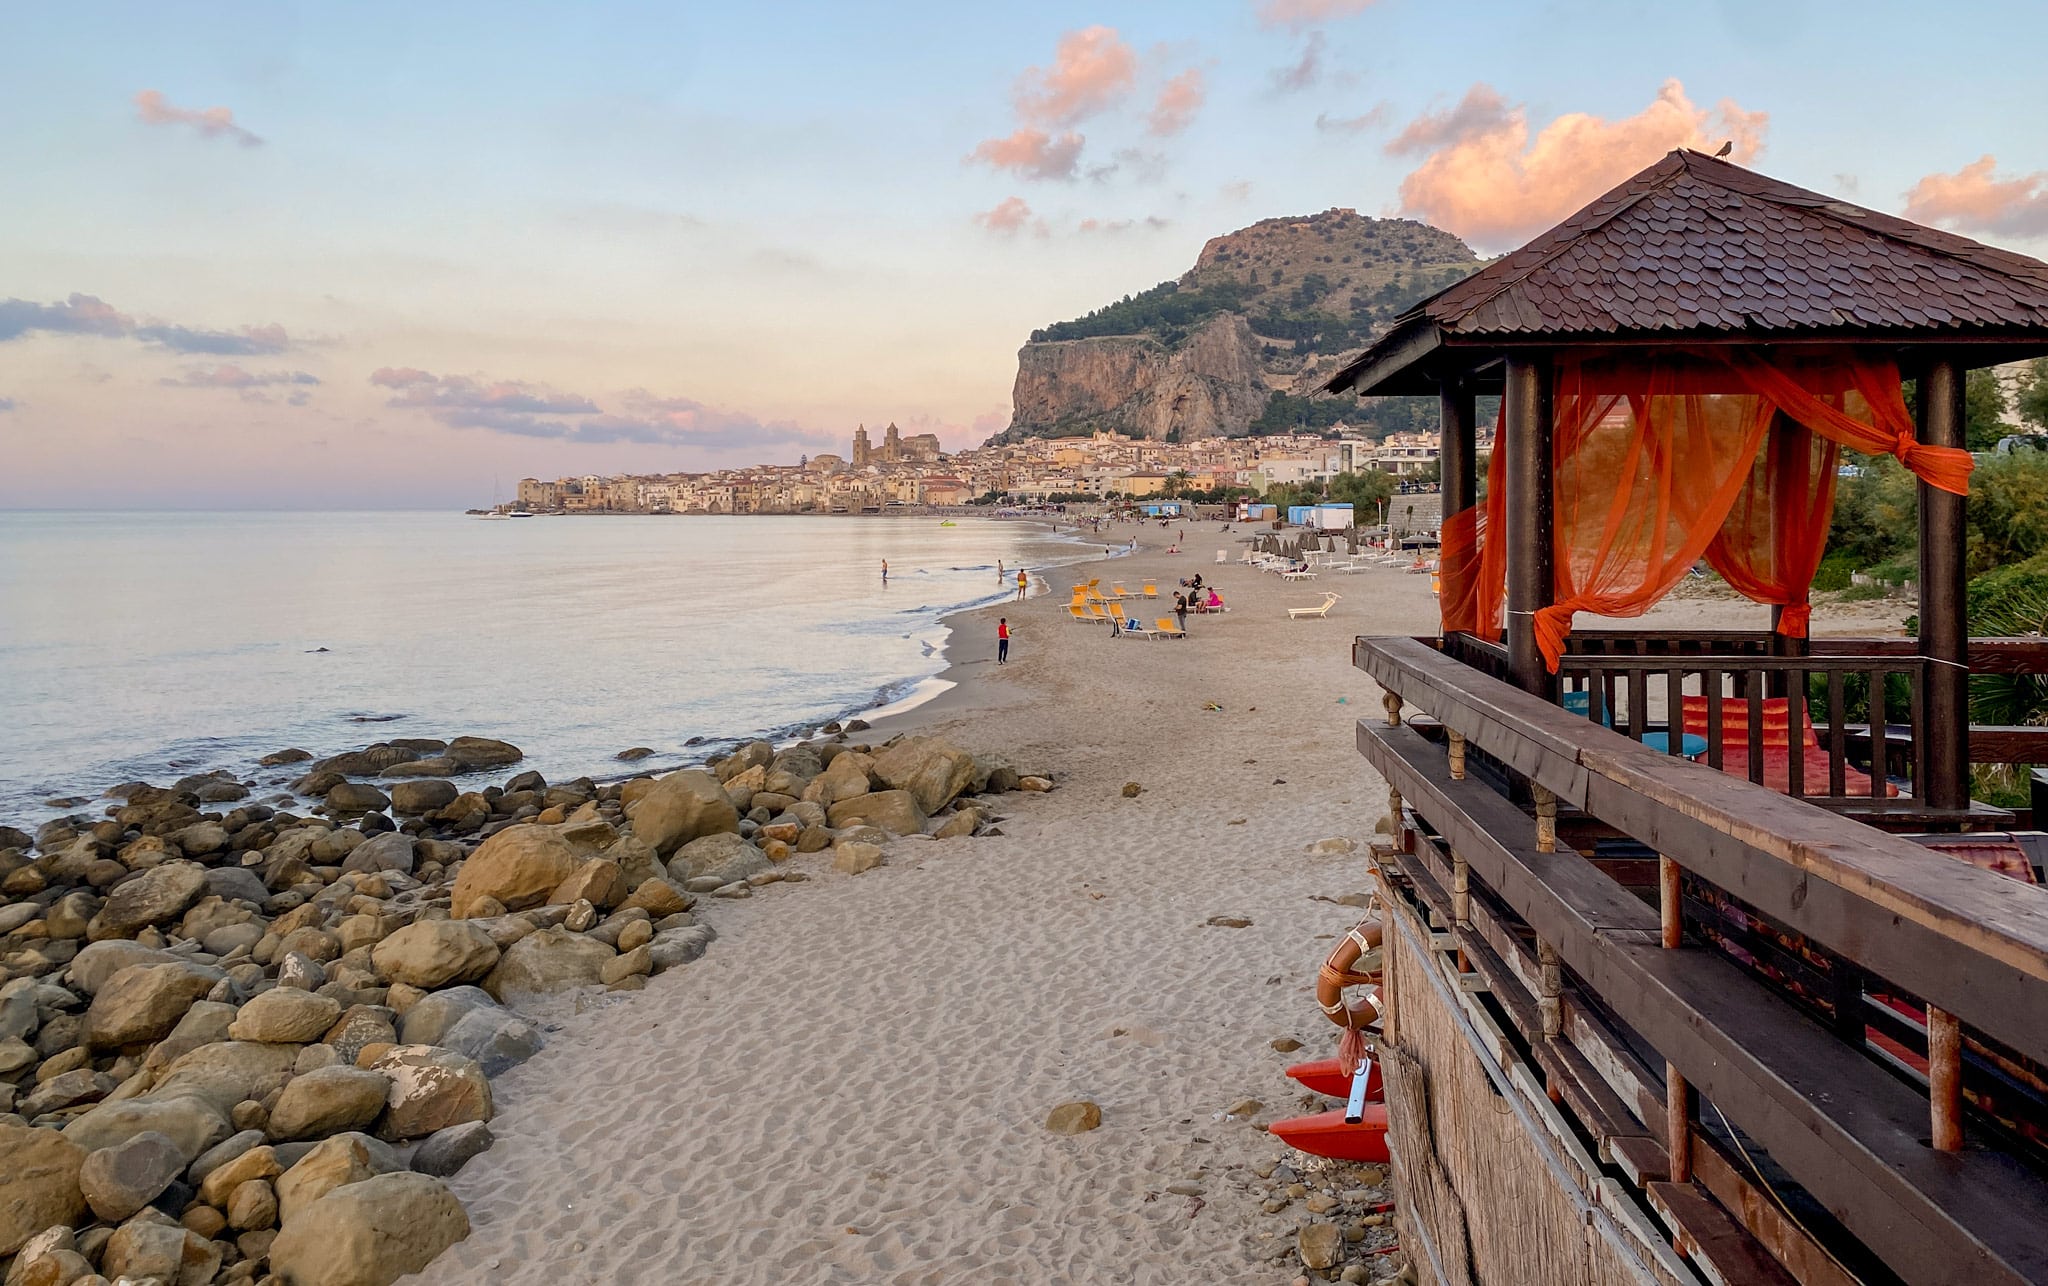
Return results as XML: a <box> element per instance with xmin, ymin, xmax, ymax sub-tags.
<box><xmin>852</xmin><ymin>424</ymin><xmax>871</xmax><ymax>467</ymax></box>
<box><xmin>883</xmin><ymin>422</ymin><xmax>901</xmax><ymax>463</ymax></box>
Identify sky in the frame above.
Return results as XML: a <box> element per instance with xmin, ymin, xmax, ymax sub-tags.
<box><xmin>4</xmin><ymin>0</ymin><xmax>2048</xmax><ymax>509</ymax></box>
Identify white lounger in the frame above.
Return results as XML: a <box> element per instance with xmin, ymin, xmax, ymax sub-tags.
<box><xmin>1287</xmin><ymin>592</ymin><xmax>1341</xmax><ymax>620</ymax></box>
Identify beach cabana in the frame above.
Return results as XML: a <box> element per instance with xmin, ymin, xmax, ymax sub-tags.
<box><xmin>1324</xmin><ymin>151</ymin><xmax>2048</xmax><ymax>1285</ymax></box>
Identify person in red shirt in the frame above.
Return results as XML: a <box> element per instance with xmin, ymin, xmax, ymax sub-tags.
<box><xmin>997</xmin><ymin>618</ymin><xmax>1010</xmax><ymax>664</ymax></box>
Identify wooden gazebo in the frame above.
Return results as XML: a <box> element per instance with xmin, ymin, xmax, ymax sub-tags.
<box><xmin>1322</xmin><ymin>152</ymin><xmax>2048</xmax><ymax>1285</ymax></box>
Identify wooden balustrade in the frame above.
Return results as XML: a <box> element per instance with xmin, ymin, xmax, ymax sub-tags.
<box><xmin>1353</xmin><ymin>633</ymin><xmax>2048</xmax><ymax>1285</ymax></box>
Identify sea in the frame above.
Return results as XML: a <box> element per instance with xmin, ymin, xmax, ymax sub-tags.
<box><xmin>0</xmin><ymin>511</ymin><xmax>1108</xmax><ymax>828</ymax></box>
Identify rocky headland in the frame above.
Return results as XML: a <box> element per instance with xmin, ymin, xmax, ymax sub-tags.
<box><xmin>0</xmin><ymin>728</ymin><xmax>1044</xmax><ymax>1286</ymax></box>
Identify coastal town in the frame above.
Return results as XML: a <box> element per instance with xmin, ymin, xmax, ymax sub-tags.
<box><xmin>504</xmin><ymin>421</ymin><xmax>1467</xmax><ymax>515</ymax></box>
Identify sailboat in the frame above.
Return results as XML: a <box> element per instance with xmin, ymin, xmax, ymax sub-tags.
<box><xmin>478</xmin><ymin>477</ymin><xmax>511</xmax><ymax>519</ymax></box>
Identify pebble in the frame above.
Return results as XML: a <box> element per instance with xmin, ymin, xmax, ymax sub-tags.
<box><xmin>1306</xmin><ymin>1192</ymin><xmax>1338</xmax><ymax>1214</ymax></box>
<box><xmin>1252</xmin><ymin>1159</ymin><xmax>1279</xmax><ymax>1179</ymax></box>
<box><xmin>1165</xmin><ymin>1182</ymin><xmax>1204</xmax><ymax>1197</ymax></box>
<box><xmin>1271</xmin><ymin>1037</ymin><xmax>1303</xmax><ymax>1052</ymax></box>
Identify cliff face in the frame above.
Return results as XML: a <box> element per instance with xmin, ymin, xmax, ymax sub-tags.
<box><xmin>1007</xmin><ymin>314</ymin><xmax>1270</xmax><ymax>441</ymax></box>
<box><xmin>998</xmin><ymin>208</ymin><xmax>1481</xmax><ymax>442</ymax></box>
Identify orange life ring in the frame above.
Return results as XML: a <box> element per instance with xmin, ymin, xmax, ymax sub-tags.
<box><xmin>1317</xmin><ymin>917</ymin><xmax>1383</xmax><ymax>1032</ymax></box>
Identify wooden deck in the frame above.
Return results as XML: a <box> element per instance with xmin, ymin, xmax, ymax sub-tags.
<box><xmin>1355</xmin><ymin>633</ymin><xmax>2048</xmax><ymax>1286</ymax></box>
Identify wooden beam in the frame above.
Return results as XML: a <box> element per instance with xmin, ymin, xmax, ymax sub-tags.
<box><xmin>1359</xmin><ymin>720</ymin><xmax>2048</xmax><ymax>1285</ymax></box>
<box><xmin>1352</xmin><ymin>640</ymin><xmax>2048</xmax><ymax>1067</ymax></box>
<box><xmin>1918</xmin><ymin>358</ymin><xmax>1970</xmax><ymax>810</ymax></box>
<box><xmin>1439</xmin><ymin>378</ymin><xmax>1477</xmax><ymax>521</ymax></box>
<box><xmin>1503</xmin><ymin>354</ymin><xmax>1554</xmax><ymax>698</ymax></box>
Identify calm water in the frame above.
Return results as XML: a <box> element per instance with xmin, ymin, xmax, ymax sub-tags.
<box><xmin>0</xmin><ymin>512</ymin><xmax>1100</xmax><ymax>826</ymax></box>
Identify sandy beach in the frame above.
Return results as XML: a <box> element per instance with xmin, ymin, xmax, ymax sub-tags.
<box><xmin>413</xmin><ymin>524</ymin><xmax>1916</xmax><ymax>1285</ymax></box>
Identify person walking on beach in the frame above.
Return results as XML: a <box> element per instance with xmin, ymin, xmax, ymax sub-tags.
<box><xmin>997</xmin><ymin>559</ymin><xmax>1004</xmax><ymax>584</ymax></box>
<box><xmin>881</xmin><ymin>559</ymin><xmax>889</xmax><ymax>584</ymax></box>
<box><xmin>1015</xmin><ymin>569</ymin><xmax>1028</xmax><ymax>601</ymax></box>
<box><xmin>997</xmin><ymin>618</ymin><xmax>1010</xmax><ymax>664</ymax></box>
<box><xmin>1174</xmin><ymin>593</ymin><xmax>1189</xmax><ymax>633</ymax></box>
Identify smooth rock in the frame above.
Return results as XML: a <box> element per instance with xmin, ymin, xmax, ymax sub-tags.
<box><xmin>267</xmin><ymin>1066</ymin><xmax>390</xmax><ymax>1141</ymax></box>
<box><xmin>1045</xmin><ymin>1100</ymin><xmax>1102</xmax><ymax>1135</ymax></box>
<box><xmin>666</xmin><ymin>832</ymin><xmax>769</xmax><ymax>887</ymax></box>
<box><xmin>268</xmin><ymin>1171</ymin><xmax>469</xmax><ymax>1286</ymax></box>
<box><xmin>449</xmin><ymin>824</ymin><xmax>582</xmax><ymax>917</ymax></box>
<box><xmin>341</xmin><ymin>833</ymin><xmax>415</xmax><ymax>875</ymax></box>
<box><xmin>626</xmin><ymin>769</ymin><xmax>739</xmax><ymax>856</ymax></box>
<box><xmin>825</xmin><ymin>789</ymin><xmax>926</xmax><ymax>836</ymax></box>
<box><xmin>833</xmin><ymin>842</ymin><xmax>885</xmax><ymax>875</ymax></box>
<box><xmin>437</xmin><ymin>1007</ymin><xmax>544</xmax><ymax>1077</ymax></box>
<box><xmin>409</xmin><ymin>1120</ymin><xmax>492</xmax><ymax>1178</ymax></box>
<box><xmin>86</xmin><ymin>962</ymin><xmax>221</xmax><ymax>1049</ymax></box>
<box><xmin>68</xmin><ymin>941</ymin><xmax>176</xmax><ymax>996</ymax></box>
<box><xmin>370</xmin><ymin>1046</ymin><xmax>490</xmax><ymax>1140</ymax></box>
<box><xmin>78</xmin><ymin>1130</ymin><xmax>185</xmax><ymax>1222</ymax></box>
<box><xmin>62</xmin><ymin>1095</ymin><xmax>230</xmax><ymax>1163</ymax></box>
<box><xmin>369</xmin><ymin>921</ymin><xmax>500</xmax><ymax>989</ymax></box>
<box><xmin>274</xmin><ymin>1133</ymin><xmax>382</xmax><ymax>1224</ymax></box>
<box><xmin>1298</xmin><ymin>1222</ymin><xmax>1343</xmax><ymax>1271</ymax></box>
<box><xmin>88</xmin><ymin>862</ymin><xmax>209</xmax><ymax>939</ymax></box>
<box><xmin>388</xmin><ymin>780</ymin><xmax>459</xmax><ymax>815</ymax></box>
<box><xmin>483</xmin><ymin>928</ymin><xmax>614</xmax><ymax>1002</ymax></box>
<box><xmin>229</xmin><ymin>988</ymin><xmax>343</xmax><ymax>1044</ymax></box>
<box><xmin>0</xmin><ymin>1122</ymin><xmax>88</xmax><ymax>1255</ymax></box>
<box><xmin>872</xmin><ymin>736</ymin><xmax>978</xmax><ymax>815</ymax></box>
<box><xmin>325</xmin><ymin>782</ymin><xmax>390</xmax><ymax>814</ymax></box>
<box><xmin>149</xmin><ymin>1040</ymin><xmax>298</xmax><ymax>1115</ymax></box>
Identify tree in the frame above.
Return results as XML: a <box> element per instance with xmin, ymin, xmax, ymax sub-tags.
<box><xmin>1326</xmin><ymin>469</ymin><xmax>1395</xmax><ymax>512</ymax></box>
<box><xmin>1903</xmin><ymin>369</ymin><xmax>2011</xmax><ymax>451</ymax></box>
<box><xmin>2016</xmin><ymin>358</ymin><xmax>2048</xmax><ymax>433</ymax></box>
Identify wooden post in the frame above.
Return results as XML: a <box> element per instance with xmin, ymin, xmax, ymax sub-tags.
<box><xmin>1667</xmin><ymin>1062</ymin><xmax>1694</xmax><ymax>1184</ymax></box>
<box><xmin>1439</xmin><ymin>377</ymin><xmax>1477</xmax><ymax>519</ymax></box>
<box><xmin>1917</xmin><ymin>360</ymin><xmax>1969</xmax><ymax>811</ymax></box>
<box><xmin>1383</xmin><ymin>690</ymin><xmax>1403</xmax><ymax>727</ymax></box>
<box><xmin>1504</xmin><ymin>355</ymin><xmax>1555</xmax><ymax>697</ymax></box>
<box><xmin>1660</xmin><ymin>853</ymin><xmax>1693</xmax><ymax>1180</ymax></box>
<box><xmin>1447</xmin><ymin>729</ymin><xmax>1466</xmax><ymax>780</ymax></box>
<box><xmin>1660</xmin><ymin>856</ymin><xmax>1682</xmax><ymax>950</ymax></box>
<box><xmin>1532</xmin><ymin>784</ymin><xmax>1557</xmax><ymax>854</ymax></box>
<box><xmin>1452</xmin><ymin>850</ymin><xmax>1471</xmax><ymax>973</ymax></box>
<box><xmin>1538</xmin><ymin>938</ymin><xmax>1561</xmax><ymax>1039</ymax></box>
<box><xmin>1929</xmin><ymin>1005</ymin><xmax>1963</xmax><ymax>1152</ymax></box>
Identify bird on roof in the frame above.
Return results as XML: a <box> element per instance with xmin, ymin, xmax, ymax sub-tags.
<box><xmin>1714</xmin><ymin>140</ymin><xmax>1734</xmax><ymax>158</ymax></box>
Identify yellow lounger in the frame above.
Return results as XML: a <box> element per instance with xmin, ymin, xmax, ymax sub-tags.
<box><xmin>1155</xmin><ymin>617</ymin><xmax>1187</xmax><ymax>639</ymax></box>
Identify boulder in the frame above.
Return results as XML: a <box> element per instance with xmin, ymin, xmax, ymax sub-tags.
<box><xmin>204</xmin><ymin>865</ymin><xmax>271</xmax><ymax>906</ymax></box>
<box><xmin>833</xmin><ymin>842</ymin><xmax>885</xmax><ymax>875</ymax></box>
<box><xmin>826</xmin><ymin>790</ymin><xmax>926</xmax><ymax>836</ymax></box>
<box><xmin>269</xmin><ymin>1171</ymin><xmax>469</xmax><ymax>1286</ymax></box>
<box><xmin>62</xmin><ymin>1095</ymin><xmax>230</xmax><ymax>1163</ymax></box>
<box><xmin>603</xmin><ymin>836</ymin><xmax>665</xmax><ymax>888</ymax></box>
<box><xmin>392</xmin><ymin>986</ymin><xmax>495</xmax><ymax>1048</ymax></box>
<box><xmin>0</xmin><ymin>1122</ymin><xmax>88</xmax><ymax>1255</ymax></box>
<box><xmin>377</xmin><ymin>757</ymin><xmax>460</xmax><ymax>779</ymax></box>
<box><xmin>932</xmin><ymin>808</ymin><xmax>981</xmax><ymax>839</ymax></box>
<box><xmin>371</xmin><ymin>1046</ymin><xmax>491</xmax><ymax>1140</ymax></box>
<box><xmin>410</xmin><ymin>1121</ymin><xmax>492</xmax><ymax>1178</ymax></box>
<box><xmin>388</xmin><ymin>780</ymin><xmax>459</xmax><ymax>816</ymax></box>
<box><xmin>322</xmin><ymin>1006</ymin><xmax>399</xmax><ymax>1066</ymax></box>
<box><xmin>87</xmin><ymin>861</ymin><xmax>209</xmax><ymax>939</ymax></box>
<box><xmin>626</xmin><ymin>769</ymin><xmax>739</xmax><ymax>856</ymax></box>
<box><xmin>197</xmin><ymin>1142</ymin><xmax>281</xmax><ymax>1208</ymax></box>
<box><xmin>274</xmin><ymin>1133</ymin><xmax>382</xmax><ymax>1224</ymax></box>
<box><xmin>805</xmin><ymin>751</ymin><xmax>875</xmax><ymax>805</ymax></box>
<box><xmin>872</xmin><ymin>736</ymin><xmax>977</xmax><ymax>815</ymax></box>
<box><xmin>600</xmin><ymin>946</ymin><xmax>652</xmax><ymax>984</ymax></box>
<box><xmin>86</xmin><ymin>961</ymin><xmax>222</xmax><ymax>1049</ymax></box>
<box><xmin>99</xmin><ymin>1215</ymin><xmax>202</xmax><ymax>1286</ymax></box>
<box><xmin>446</xmin><ymin>736</ymin><xmax>522</xmax><ymax>768</ymax></box>
<box><xmin>227</xmin><ymin>1176</ymin><xmax>278</xmax><ymax>1230</ymax></box>
<box><xmin>150</xmin><ymin>1040</ymin><xmax>300</xmax><ymax>1114</ymax></box>
<box><xmin>78</xmin><ymin>1130</ymin><xmax>186</xmax><ymax>1222</ymax></box>
<box><xmin>69</xmin><ymin>940</ymin><xmax>175</xmax><ymax>995</ymax></box>
<box><xmin>449</xmin><ymin>824</ymin><xmax>582</xmax><ymax>917</ymax></box>
<box><xmin>666</xmin><ymin>832</ymin><xmax>769</xmax><ymax>887</ymax></box>
<box><xmin>716</xmin><ymin>740</ymin><xmax>774</xmax><ymax>782</ymax></box>
<box><xmin>369</xmin><ymin>921</ymin><xmax>500</xmax><ymax>989</ymax></box>
<box><xmin>229</xmin><ymin>989</ymin><xmax>343</xmax><ymax>1044</ymax></box>
<box><xmin>646</xmin><ymin>924</ymin><xmax>716</xmax><ymax>971</ymax></box>
<box><xmin>325</xmin><ymin>782</ymin><xmax>390</xmax><ymax>814</ymax></box>
<box><xmin>437</xmin><ymin>1007</ymin><xmax>544</xmax><ymax>1077</ymax></box>
<box><xmin>483</xmin><ymin>928</ymin><xmax>615</xmax><ymax>1003</ymax></box>
<box><xmin>1044</xmin><ymin>1100</ymin><xmax>1102</xmax><ymax>1134</ymax></box>
<box><xmin>549</xmin><ymin>858</ymin><xmax>626</xmax><ymax>909</ymax></box>
<box><xmin>341</xmin><ymin>833</ymin><xmax>415</xmax><ymax>875</ymax></box>
<box><xmin>268</xmin><ymin>1066</ymin><xmax>390</xmax><ymax>1141</ymax></box>
<box><xmin>617</xmin><ymin>877</ymin><xmax>692</xmax><ymax>918</ymax></box>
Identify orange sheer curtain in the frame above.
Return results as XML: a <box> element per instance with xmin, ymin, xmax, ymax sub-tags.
<box><xmin>1437</xmin><ymin>404</ymin><xmax>1506</xmax><ymax>638</ymax></box>
<box><xmin>1437</xmin><ymin>350</ymin><xmax>1971</xmax><ymax>669</ymax></box>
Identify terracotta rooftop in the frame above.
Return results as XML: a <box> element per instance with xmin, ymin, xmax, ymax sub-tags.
<box><xmin>1327</xmin><ymin>149</ymin><xmax>2048</xmax><ymax>395</ymax></box>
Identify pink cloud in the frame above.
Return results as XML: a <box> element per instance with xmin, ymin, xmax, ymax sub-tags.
<box><xmin>1389</xmin><ymin>79</ymin><xmax>1768</xmax><ymax>249</ymax></box>
<box><xmin>1256</xmin><ymin>0</ymin><xmax>1378</xmax><ymax>30</ymax></box>
<box><xmin>133</xmin><ymin>89</ymin><xmax>263</xmax><ymax>147</ymax></box>
<box><xmin>161</xmin><ymin>364</ymin><xmax>318</xmax><ymax>389</ymax></box>
<box><xmin>1078</xmin><ymin>216</ymin><xmax>1172</xmax><ymax>234</ymax></box>
<box><xmin>1270</xmin><ymin>32</ymin><xmax>1324</xmax><ymax>93</ymax></box>
<box><xmin>1014</xmin><ymin>26</ymin><xmax>1137</xmax><ymax>127</ymax></box>
<box><xmin>1148</xmin><ymin>68</ymin><xmax>1207</xmax><ymax>137</ymax></box>
<box><xmin>1904</xmin><ymin>156</ymin><xmax>2048</xmax><ymax>239</ymax></box>
<box><xmin>1317</xmin><ymin>104</ymin><xmax>1390</xmax><ymax>135</ymax></box>
<box><xmin>974</xmin><ymin>197</ymin><xmax>1045</xmax><ymax>237</ymax></box>
<box><xmin>969</xmin><ymin>128</ymin><xmax>1084</xmax><ymax>182</ymax></box>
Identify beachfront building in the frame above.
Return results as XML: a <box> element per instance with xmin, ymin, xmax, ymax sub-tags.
<box><xmin>1325</xmin><ymin>149</ymin><xmax>2048</xmax><ymax>1286</ymax></box>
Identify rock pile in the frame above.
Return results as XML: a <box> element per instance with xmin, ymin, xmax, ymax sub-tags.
<box><xmin>0</xmin><ymin>730</ymin><xmax>1038</xmax><ymax>1284</ymax></box>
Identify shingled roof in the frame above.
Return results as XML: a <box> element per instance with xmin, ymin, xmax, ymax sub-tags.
<box><xmin>1326</xmin><ymin>149</ymin><xmax>2048</xmax><ymax>395</ymax></box>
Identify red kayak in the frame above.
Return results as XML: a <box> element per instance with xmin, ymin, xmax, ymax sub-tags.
<box><xmin>1269</xmin><ymin>1104</ymin><xmax>1391</xmax><ymax>1163</ymax></box>
<box><xmin>1287</xmin><ymin>1058</ymin><xmax>1383</xmax><ymax>1101</ymax></box>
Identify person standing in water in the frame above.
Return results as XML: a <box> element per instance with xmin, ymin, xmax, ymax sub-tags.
<box><xmin>881</xmin><ymin>559</ymin><xmax>889</xmax><ymax>584</ymax></box>
<box><xmin>997</xmin><ymin>617</ymin><xmax>1010</xmax><ymax>664</ymax></box>
<box><xmin>1015</xmin><ymin>569</ymin><xmax>1028</xmax><ymax>601</ymax></box>
<box><xmin>997</xmin><ymin>559</ymin><xmax>1004</xmax><ymax>584</ymax></box>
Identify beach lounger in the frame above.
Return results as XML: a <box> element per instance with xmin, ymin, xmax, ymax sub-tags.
<box><xmin>1154</xmin><ymin>617</ymin><xmax>1187</xmax><ymax>639</ymax></box>
<box><xmin>1216</xmin><ymin>550</ymin><xmax>1227</xmax><ymax>564</ymax></box>
<box><xmin>1142</xmin><ymin>581</ymin><xmax>1159</xmax><ymax>598</ymax></box>
<box><xmin>1287</xmin><ymin>592</ymin><xmax>1341</xmax><ymax>620</ymax></box>
<box><xmin>1678</xmin><ymin>696</ymin><xmax>1899</xmax><ymax>797</ymax></box>
<box><xmin>1281</xmin><ymin>569</ymin><xmax>1318</xmax><ymax>581</ymax></box>
<box><xmin>1120</xmin><ymin>616</ymin><xmax>1157</xmax><ymax>639</ymax></box>
<box><xmin>1068</xmin><ymin>604</ymin><xmax>1099</xmax><ymax>624</ymax></box>
<box><xmin>1111</xmin><ymin>583</ymin><xmax>1132</xmax><ymax>599</ymax></box>
<box><xmin>1087</xmin><ymin>603</ymin><xmax>1114</xmax><ymax>626</ymax></box>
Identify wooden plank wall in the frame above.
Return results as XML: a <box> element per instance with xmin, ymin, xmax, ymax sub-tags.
<box><xmin>1380</xmin><ymin>868</ymin><xmax>1683</xmax><ymax>1286</ymax></box>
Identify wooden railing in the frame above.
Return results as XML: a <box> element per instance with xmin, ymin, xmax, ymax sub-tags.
<box><xmin>1353</xmin><ymin>634</ymin><xmax>2048</xmax><ymax>1285</ymax></box>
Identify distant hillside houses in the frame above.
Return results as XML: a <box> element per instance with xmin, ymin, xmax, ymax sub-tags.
<box><xmin>507</xmin><ymin>422</ymin><xmax>1445</xmax><ymax>515</ymax></box>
